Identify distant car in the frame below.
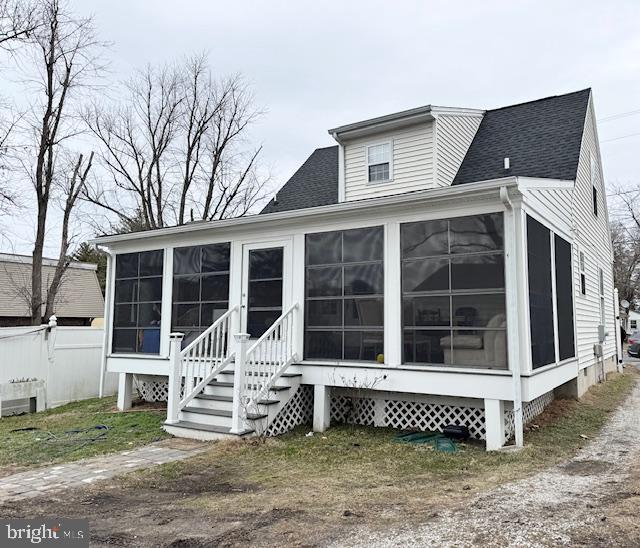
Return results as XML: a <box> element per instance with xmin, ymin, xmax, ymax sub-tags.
<box><xmin>628</xmin><ymin>331</ymin><xmax>640</xmax><ymax>357</ymax></box>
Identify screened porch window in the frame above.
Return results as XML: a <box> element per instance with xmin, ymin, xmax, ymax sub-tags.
<box><xmin>401</xmin><ymin>213</ymin><xmax>507</xmax><ymax>369</ymax></box>
<box><xmin>112</xmin><ymin>250</ymin><xmax>163</xmax><ymax>354</ymax></box>
<box><xmin>172</xmin><ymin>243</ymin><xmax>230</xmax><ymax>347</ymax></box>
<box><xmin>304</xmin><ymin>226</ymin><xmax>384</xmax><ymax>361</ymax></box>
<box><xmin>527</xmin><ymin>217</ymin><xmax>576</xmax><ymax>368</ymax></box>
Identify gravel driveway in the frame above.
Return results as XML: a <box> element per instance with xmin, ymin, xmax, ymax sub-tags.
<box><xmin>334</xmin><ymin>370</ymin><xmax>640</xmax><ymax>547</ymax></box>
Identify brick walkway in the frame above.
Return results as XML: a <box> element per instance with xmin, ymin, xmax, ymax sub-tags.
<box><xmin>0</xmin><ymin>438</ymin><xmax>208</xmax><ymax>503</ymax></box>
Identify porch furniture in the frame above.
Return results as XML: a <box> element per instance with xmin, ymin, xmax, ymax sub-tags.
<box><xmin>441</xmin><ymin>314</ymin><xmax>507</xmax><ymax>367</ymax></box>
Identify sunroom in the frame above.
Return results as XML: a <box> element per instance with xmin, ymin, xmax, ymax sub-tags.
<box><xmin>96</xmin><ymin>177</ymin><xmax>578</xmax><ymax>449</ymax></box>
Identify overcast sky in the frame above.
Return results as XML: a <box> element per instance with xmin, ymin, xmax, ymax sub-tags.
<box><xmin>3</xmin><ymin>0</ymin><xmax>640</xmax><ymax>254</ymax></box>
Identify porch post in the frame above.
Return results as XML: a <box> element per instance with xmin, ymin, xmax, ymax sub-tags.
<box><xmin>231</xmin><ymin>333</ymin><xmax>250</xmax><ymax>434</ymax></box>
<box><xmin>313</xmin><ymin>384</ymin><xmax>331</xmax><ymax>432</ymax></box>
<box><xmin>384</xmin><ymin>222</ymin><xmax>402</xmax><ymax>367</ymax></box>
<box><xmin>502</xmin><ymin>190</ymin><xmax>524</xmax><ymax>447</ymax></box>
<box><xmin>117</xmin><ymin>373</ymin><xmax>133</xmax><ymax>411</ymax></box>
<box><xmin>484</xmin><ymin>398</ymin><xmax>505</xmax><ymax>451</ymax></box>
<box><xmin>166</xmin><ymin>332</ymin><xmax>184</xmax><ymax>424</ymax></box>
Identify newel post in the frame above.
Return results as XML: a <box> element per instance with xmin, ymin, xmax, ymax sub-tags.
<box><xmin>166</xmin><ymin>332</ymin><xmax>184</xmax><ymax>424</ymax></box>
<box><xmin>231</xmin><ymin>332</ymin><xmax>250</xmax><ymax>434</ymax></box>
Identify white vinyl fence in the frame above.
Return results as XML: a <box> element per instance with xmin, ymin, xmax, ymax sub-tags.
<box><xmin>0</xmin><ymin>322</ymin><xmax>117</xmax><ymax>414</ymax></box>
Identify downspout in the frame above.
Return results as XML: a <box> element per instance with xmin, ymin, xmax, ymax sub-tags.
<box><xmin>500</xmin><ymin>186</ymin><xmax>524</xmax><ymax>447</ymax></box>
<box><xmin>98</xmin><ymin>245</ymin><xmax>113</xmax><ymax>398</ymax></box>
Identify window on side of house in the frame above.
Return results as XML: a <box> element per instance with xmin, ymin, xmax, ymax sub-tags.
<box><xmin>599</xmin><ymin>267</ymin><xmax>605</xmax><ymax>326</ymax></box>
<box><xmin>304</xmin><ymin>226</ymin><xmax>384</xmax><ymax>362</ymax></box>
<box><xmin>112</xmin><ymin>250</ymin><xmax>164</xmax><ymax>354</ymax></box>
<box><xmin>172</xmin><ymin>243</ymin><xmax>230</xmax><ymax>348</ymax></box>
<box><xmin>527</xmin><ymin>216</ymin><xmax>555</xmax><ymax>369</ymax></box>
<box><xmin>591</xmin><ymin>153</ymin><xmax>598</xmax><ymax>217</ymax></box>
<box><xmin>401</xmin><ymin>213</ymin><xmax>507</xmax><ymax>369</ymax></box>
<box><xmin>554</xmin><ymin>234</ymin><xmax>575</xmax><ymax>361</ymax></box>
<box><xmin>366</xmin><ymin>142</ymin><xmax>392</xmax><ymax>183</ymax></box>
<box><xmin>579</xmin><ymin>251</ymin><xmax>586</xmax><ymax>295</ymax></box>
<box><xmin>631</xmin><ymin>320</ymin><xmax>637</xmax><ymax>330</ymax></box>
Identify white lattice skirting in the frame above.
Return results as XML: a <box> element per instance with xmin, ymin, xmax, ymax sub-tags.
<box><xmin>134</xmin><ymin>375</ymin><xmax>170</xmax><ymax>402</ymax></box>
<box><xmin>504</xmin><ymin>390</ymin><xmax>555</xmax><ymax>441</ymax></box>
<box><xmin>330</xmin><ymin>390</ymin><xmax>487</xmax><ymax>440</ymax></box>
<box><xmin>265</xmin><ymin>385</ymin><xmax>314</xmax><ymax>436</ymax></box>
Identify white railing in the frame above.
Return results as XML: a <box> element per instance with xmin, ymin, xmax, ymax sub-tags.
<box><xmin>230</xmin><ymin>303</ymin><xmax>299</xmax><ymax>433</ymax></box>
<box><xmin>166</xmin><ymin>306</ymin><xmax>238</xmax><ymax>423</ymax></box>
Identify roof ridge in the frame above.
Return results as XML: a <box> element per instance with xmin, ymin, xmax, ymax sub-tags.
<box><xmin>486</xmin><ymin>88</ymin><xmax>591</xmax><ymax>113</ymax></box>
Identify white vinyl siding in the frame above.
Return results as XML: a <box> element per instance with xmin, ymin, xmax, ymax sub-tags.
<box><xmin>522</xmin><ymin>94</ymin><xmax>615</xmax><ymax>371</ymax></box>
<box><xmin>436</xmin><ymin>114</ymin><xmax>483</xmax><ymax>187</ymax></box>
<box><xmin>344</xmin><ymin>122</ymin><xmax>434</xmax><ymax>201</ymax></box>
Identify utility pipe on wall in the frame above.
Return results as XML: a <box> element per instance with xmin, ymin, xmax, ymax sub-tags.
<box><xmin>500</xmin><ymin>186</ymin><xmax>524</xmax><ymax>447</ymax></box>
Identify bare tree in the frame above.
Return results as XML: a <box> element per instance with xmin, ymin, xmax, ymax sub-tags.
<box><xmin>611</xmin><ymin>221</ymin><xmax>640</xmax><ymax>307</ymax></box>
<box><xmin>0</xmin><ymin>0</ymin><xmax>40</xmax><ymax>224</ymax></box>
<box><xmin>0</xmin><ymin>0</ymin><xmax>39</xmax><ymax>50</ymax></box>
<box><xmin>83</xmin><ymin>53</ymin><xmax>269</xmax><ymax>234</ymax></box>
<box><xmin>43</xmin><ymin>151</ymin><xmax>94</xmax><ymax>319</ymax></box>
<box><xmin>11</xmin><ymin>0</ymin><xmax>104</xmax><ymax>324</ymax></box>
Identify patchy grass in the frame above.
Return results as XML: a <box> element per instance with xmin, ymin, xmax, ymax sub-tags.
<box><xmin>125</xmin><ymin>370</ymin><xmax>636</xmax><ymax>529</ymax></box>
<box><xmin>0</xmin><ymin>396</ymin><xmax>168</xmax><ymax>475</ymax></box>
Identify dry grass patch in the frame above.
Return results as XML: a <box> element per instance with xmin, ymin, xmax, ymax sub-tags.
<box><xmin>126</xmin><ymin>370</ymin><xmax>637</xmax><ymax>528</ymax></box>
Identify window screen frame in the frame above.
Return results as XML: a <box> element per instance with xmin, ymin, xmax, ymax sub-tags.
<box><xmin>400</xmin><ymin>212</ymin><xmax>507</xmax><ymax>370</ymax></box>
<box><xmin>171</xmin><ymin>242</ymin><xmax>231</xmax><ymax>348</ymax></box>
<box><xmin>366</xmin><ymin>141</ymin><xmax>393</xmax><ymax>184</ymax></box>
<box><xmin>554</xmin><ymin>233</ymin><xmax>576</xmax><ymax>362</ymax></box>
<box><xmin>112</xmin><ymin>249</ymin><xmax>164</xmax><ymax>355</ymax></box>
<box><xmin>304</xmin><ymin>225</ymin><xmax>384</xmax><ymax>362</ymax></box>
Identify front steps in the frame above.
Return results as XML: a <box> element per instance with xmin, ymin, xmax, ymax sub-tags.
<box><xmin>163</xmin><ymin>364</ymin><xmax>302</xmax><ymax>441</ymax></box>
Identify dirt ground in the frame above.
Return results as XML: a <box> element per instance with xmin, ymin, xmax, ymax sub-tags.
<box><xmin>335</xmin><ymin>376</ymin><xmax>640</xmax><ymax>548</ymax></box>
<box><xmin>1</xmin><ymin>374</ymin><xmax>639</xmax><ymax>547</ymax></box>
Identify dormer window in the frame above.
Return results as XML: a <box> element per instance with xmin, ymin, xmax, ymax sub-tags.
<box><xmin>367</xmin><ymin>142</ymin><xmax>393</xmax><ymax>183</ymax></box>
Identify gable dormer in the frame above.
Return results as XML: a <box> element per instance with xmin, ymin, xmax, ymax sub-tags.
<box><xmin>329</xmin><ymin>106</ymin><xmax>484</xmax><ymax>202</ymax></box>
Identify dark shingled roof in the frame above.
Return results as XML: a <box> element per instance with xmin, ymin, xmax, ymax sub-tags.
<box><xmin>261</xmin><ymin>89</ymin><xmax>591</xmax><ymax>213</ymax></box>
<box><xmin>261</xmin><ymin>146</ymin><xmax>338</xmax><ymax>214</ymax></box>
<box><xmin>453</xmin><ymin>89</ymin><xmax>591</xmax><ymax>184</ymax></box>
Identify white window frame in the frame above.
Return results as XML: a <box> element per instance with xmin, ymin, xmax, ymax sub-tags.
<box><xmin>366</xmin><ymin>141</ymin><xmax>393</xmax><ymax>184</ymax></box>
<box><xmin>631</xmin><ymin>319</ymin><xmax>637</xmax><ymax>330</ymax></box>
<box><xmin>590</xmin><ymin>152</ymin><xmax>598</xmax><ymax>217</ymax></box>
<box><xmin>598</xmin><ymin>267</ymin><xmax>605</xmax><ymax>326</ymax></box>
<box><xmin>579</xmin><ymin>250</ymin><xmax>586</xmax><ymax>296</ymax></box>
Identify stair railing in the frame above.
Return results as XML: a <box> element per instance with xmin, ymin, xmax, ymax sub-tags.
<box><xmin>166</xmin><ymin>306</ymin><xmax>238</xmax><ymax>424</ymax></box>
<box><xmin>230</xmin><ymin>303</ymin><xmax>298</xmax><ymax>433</ymax></box>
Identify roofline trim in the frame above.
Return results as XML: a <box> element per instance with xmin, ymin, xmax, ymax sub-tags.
<box><xmin>92</xmin><ymin>177</ymin><xmax>529</xmax><ymax>247</ymax></box>
<box><xmin>0</xmin><ymin>253</ymin><xmax>98</xmax><ymax>271</ymax></box>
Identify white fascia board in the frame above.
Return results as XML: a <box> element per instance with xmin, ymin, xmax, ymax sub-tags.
<box><xmin>91</xmin><ymin>177</ymin><xmax>522</xmax><ymax>248</ymax></box>
<box><xmin>430</xmin><ymin>106</ymin><xmax>485</xmax><ymax>117</ymax></box>
<box><xmin>516</xmin><ymin>177</ymin><xmax>575</xmax><ymax>190</ymax></box>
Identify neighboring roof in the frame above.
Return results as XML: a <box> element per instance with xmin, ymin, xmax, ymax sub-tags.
<box><xmin>261</xmin><ymin>146</ymin><xmax>338</xmax><ymax>214</ymax></box>
<box><xmin>261</xmin><ymin>89</ymin><xmax>591</xmax><ymax>213</ymax></box>
<box><xmin>0</xmin><ymin>254</ymin><xmax>104</xmax><ymax>319</ymax></box>
<box><xmin>453</xmin><ymin>89</ymin><xmax>591</xmax><ymax>184</ymax></box>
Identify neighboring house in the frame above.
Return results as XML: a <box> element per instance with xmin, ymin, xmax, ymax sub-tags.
<box><xmin>0</xmin><ymin>253</ymin><xmax>105</xmax><ymax>326</ymax></box>
<box><xmin>94</xmin><ymin>89</ymin><xmax>617</xmax><ymax>450</ymax></box>
<box><xmin>627</xmin><ymin>310</ymin><xmax>640</xmax><ymax>333</ymax></box>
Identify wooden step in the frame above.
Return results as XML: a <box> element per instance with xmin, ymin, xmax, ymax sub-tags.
<box><xmin>219</xmin><ymin>370</ymin><xmax>302</xmax><ymax>379</ymax></box>
<box><xmin>184</xmin><ymin>406</ymin><xmax>231</xmax><ymax>417</ymax></box>
<box><xmin>165</xmin><ymin>420</ymin><xmax>253</xmax><ymax>436</ymax></box>
<box><xmin>208</xmin><ymin>380</ymin><xmax>290</xmax><ymax>392</ymax></box>
<box><xmin>196</xmin><ymin>393</ymin><xmax>279</xmax><ymax>406</ymax></box>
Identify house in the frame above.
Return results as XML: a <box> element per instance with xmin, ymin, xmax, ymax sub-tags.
<box><xmin>627</xmin><ymin>310</ymin><xmax>640</xmax><ymax>333</ymax></box>
<box><xmin>93</xmin><ymin>89</ymin><xmax>618</xmax><ymax>450</ymax></box>
<box><xmin>0</xmin><ymin>253</ymin><xmax>104</xmax><ymax>327</ymax></box>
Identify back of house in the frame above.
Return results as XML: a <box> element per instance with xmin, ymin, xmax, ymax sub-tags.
<box><xmin>94</xmin><ymin>88</ymin><xmax>617</xmax><ymax>450</ymax></box>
